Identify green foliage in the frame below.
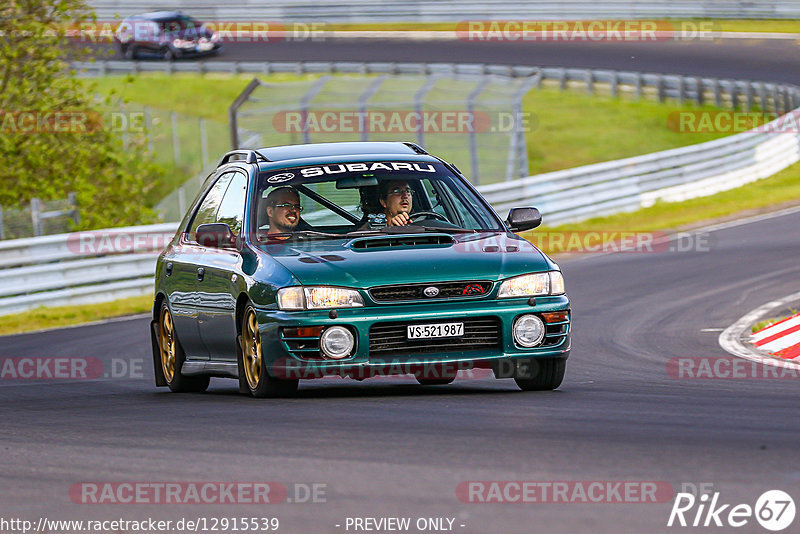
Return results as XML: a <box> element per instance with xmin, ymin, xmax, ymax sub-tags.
<box><xmin>0</xmin><ymin>0</ymin><xmax>163</xmax><ymax>229</ymax></box>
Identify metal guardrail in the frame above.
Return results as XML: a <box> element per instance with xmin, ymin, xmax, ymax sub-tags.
<box><xmin>87</xmin><ymin>1</ymin><xmax>800</xmax><ymax>21</ymax></box>
<box><xmin>0</xmin><ymin>223</ymin><xmax>177</xmax><ymax>316</ymax></box>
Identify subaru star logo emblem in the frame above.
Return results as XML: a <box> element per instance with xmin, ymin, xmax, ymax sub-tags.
<box><xmin>423</xmin><ymin>286</ymin><xmax>440</xmax><ymax>297</ymax></box>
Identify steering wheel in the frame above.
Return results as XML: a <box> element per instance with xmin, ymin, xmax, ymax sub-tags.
<box><xmin>409</xmin><ymin>211</ymin><xmax>449</xmax><ymax>222</ymax></box>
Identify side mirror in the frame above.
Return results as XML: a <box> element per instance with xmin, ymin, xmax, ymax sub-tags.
<box><xmin>506</xmin><ymin>207</ymin><xmax>542</xmax><ymax>232</ymax></box>
<box><xmin>196</xmin><ymin>223</ymin><xmax>235</xmax><ymax>248</ymax></box>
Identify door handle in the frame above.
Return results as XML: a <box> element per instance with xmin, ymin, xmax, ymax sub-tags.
<box><xmin>197</xmin><ymin>267</ymin><xmax>205</xmax><ymax>281</ymax></box>
<box><xmin>165</xmin><ymin>262</ymin><xmax>173</xmax><ymax>276</ymax></box>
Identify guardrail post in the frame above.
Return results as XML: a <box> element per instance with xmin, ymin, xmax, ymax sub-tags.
<box><xmin>635</xmin><ymin>73</ymin><xmax>643</xmax><ymax>100</ymax></box>
<box><xmin>585</xmin><ymin>69</ymin><xmax>593</xmax><ymax>95</ymax></box>
<box><xmin>756</xmin><ymin>83</ymin><xmax>766</xmax><ymax>112</ymax></box>
<box><xmin>656</xmin><ymin>75</ymin><xmax>666</xmax><ymax>102</ymax></box>
<box><xmin>610</xmin><ymin>71</ymin><xmax>618</xmax><ymax>98</ymax></box>
<box><xmin>171</xmin><ymin>111</ymin><xmax>180</xmax><ymax>165</ymax></box>
<box><xmin>696</xmin><ymin>78</ymin><xmax>704</xmax><ymax>106</ymax></box>
<box><xmin>770</xmin><ymin>85</ymin><xmax>779</xmax><ymax>114</ymax></box>
<box><xmin>558</xmin><ymin>68</ymin><xmax>567</xmax><ymax>91</ymax></box>
<box><xmin>729</xmin><ymin>82</ymin><xmax>739</xmax><ymax>110</ymax></box>
<box><xmin>745</xmin><ymin>83</ymin><xmax>753</xmax><ymax>112</ymax></box>
<box><xmin>677</xmin><ymin>76</ymin><xmax>685</xmax><ymax>105</ymax></box>
<box><xmin>68</xmin><ymin>192</ymin><xmax>79</xmax><ymax>228</ymax></box>
<box><xmin>30</xmin><ymin>198</ymin><xmax>42</xmax><ymax>237</ymax></box>
<box><xmin>713</xmin><ymin>80</ymin><xmax>722</xmax><ymax>108</ymax></box>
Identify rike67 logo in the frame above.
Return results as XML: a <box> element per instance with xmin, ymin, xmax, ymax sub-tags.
<box><xmin>668</xmin><ymin>490</ymin><xmax>795</xmax><ymax>531</ymax></box>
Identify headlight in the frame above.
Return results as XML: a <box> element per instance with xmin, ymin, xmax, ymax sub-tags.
<box><xmin>320</xmin><ymin>326</ymin><xmax>355</xmax><ymax>359</ymax></box>
<box><xmin>498</xmin><ymin>272</ymin><xmax>565</xmax><ymax>298</ymax></box>
<box><xmin>276</xmin><ymin>286</ymin><xmax>364</xmax><ymax>310</ymax></box>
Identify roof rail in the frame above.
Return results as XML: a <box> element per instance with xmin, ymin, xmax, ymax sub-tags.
<box><xmin>218</xmin><ymin>149</ymin><xmax>270</xmax><ymax>166</ymax></box>
<box><xmin>403</xmin><ymin>142</ymin><xmax>428</xmax><ymax>155</ymax></box>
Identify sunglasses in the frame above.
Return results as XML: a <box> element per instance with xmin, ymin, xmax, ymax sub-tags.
<box><xmin>387</xmin><ymin>187</ymin><xmax>413</xmax><ymax>196</ymax></box>
<box><xmin>273</xmin><ymin>203</ymin><xmax>303</xmax><ymax>212</ymax></box>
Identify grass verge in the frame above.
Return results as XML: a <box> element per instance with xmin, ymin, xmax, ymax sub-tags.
<box><xmin>0</xmin><ymin>295</ymin><xmax>153</xmax><ymax>337</ymax></box>
<box><xmin>89</xmin><ymin>74</ymin><xmax>731</xmax><ymax>183</ymax></box>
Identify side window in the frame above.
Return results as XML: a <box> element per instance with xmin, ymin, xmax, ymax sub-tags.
<box><xmin>188</xmin><ymin>172</ymin><xmax>233</xmax><ymax>241</ymax></box>
<box><xmin>216</xmin><ymin>172</ymin><xmax>247</xmax><ymax>235</ymax></box>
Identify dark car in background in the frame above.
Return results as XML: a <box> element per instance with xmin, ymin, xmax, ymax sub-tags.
<box><xmin>114</xmin><ymin>11</ymin><xmax>220</xmax><ymax>60</ymax></box>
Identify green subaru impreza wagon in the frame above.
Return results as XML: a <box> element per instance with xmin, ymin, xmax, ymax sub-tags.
<box><xmin>150</xmin><ymin>142</ymin><xmax>570</xmax><ymax>397</ymax></box>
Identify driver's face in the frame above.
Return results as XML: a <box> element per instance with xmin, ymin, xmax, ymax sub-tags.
<box><xmin>380</xmin><ymin>180</ymin><xmax>412</xmax><ymax>218</ymax></box>
<box><xmin>266</xmin><ymin>190</ymin><xmax>301</xmax><ymax>234</ymax></box>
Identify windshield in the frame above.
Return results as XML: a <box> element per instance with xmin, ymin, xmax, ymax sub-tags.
<box><xmin>251</xmin><ymin>161</ymin><xmax>503</xmax><ymax>241</ymax></box>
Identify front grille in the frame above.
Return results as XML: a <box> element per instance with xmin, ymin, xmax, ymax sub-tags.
<box><xmin>369</xmin><ymin>281</ymin><xmax>493</xmax><ymax>302</ymax></box>
<box><xmin>369</xmin><ymin>316</ymin><xmax>501</xmax><ymax>357</ymax></box>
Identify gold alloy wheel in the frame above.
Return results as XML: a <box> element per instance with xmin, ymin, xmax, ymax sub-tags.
<box><xmin>242</xmin><ymin>308</ymin><xmax>262</xmax><ymax>389</ymax></box>
<box><xmin>159</xmin><ymin>306</ymin><xmax>176</xmax><ymax>383</ymax></box>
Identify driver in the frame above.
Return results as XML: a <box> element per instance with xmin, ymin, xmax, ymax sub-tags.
<box><xmin>379</xmin><ymin>179</ymin><xmax>413</xmax><ymax>226</ymax></box>
<box><xmin>265</xmin><ymin>186</ymin><xmax>302</xmax><ymax>235</ymax></box>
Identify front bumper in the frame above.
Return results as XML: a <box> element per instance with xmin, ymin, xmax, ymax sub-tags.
<box><xmin>255</xmin><ymin>296</ymin><xmax>570</xmax><ymax>379</ymax></box>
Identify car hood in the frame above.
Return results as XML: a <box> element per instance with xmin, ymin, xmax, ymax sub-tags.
<box><xmin>253</xmin><ymin>231</ymin><xmax>555</xmax><ymax>288</ymax></box>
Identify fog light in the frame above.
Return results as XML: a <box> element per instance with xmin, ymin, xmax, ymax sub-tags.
<box><xmin>513</xmin><ymin>314</ymin><xmax>545</xmax><ymax>348</ymax></box>
<box><xmin>320</xmin><ymin>326</ymin><xmax>355</xmax><ymax>359</ymax></box>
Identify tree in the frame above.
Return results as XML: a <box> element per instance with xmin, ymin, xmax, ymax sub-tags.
<box><xmin>0</xmin><ymin>0</ymin><xmax>163</xmax><ymax>229</ymax></box>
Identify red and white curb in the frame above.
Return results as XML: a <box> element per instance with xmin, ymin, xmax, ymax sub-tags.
<box><xmin>719</xmin><ymin>290</ymin><xmax>800</xmax><ymax>371</ymax></box>
<box><xmin>751</xmin><ymin>313</ymin><xmax>800</xmax><ymax>360</ymax></box>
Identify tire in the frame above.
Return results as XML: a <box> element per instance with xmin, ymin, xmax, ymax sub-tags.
<box><xmin>158</xmin><ymin>303</ymin><xmax>210</xmax><ymax>393</ymax></box>
<box><xmin>513</xmin><ymin>358</ymin><xmax>566</xmax><ymax>391</ymax></box>
<box><xmin>238</xmin><ymin>304</ymin><xmax>298</xmax><ymax>398</ymax></box>
<box><xmin>123</xmin><ymin>44</ymin><xmax>137</xmax><ymax>60</ymax></box>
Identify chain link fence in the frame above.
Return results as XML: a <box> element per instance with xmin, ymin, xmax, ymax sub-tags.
<box><xmin>231</xmin><ymin>73</ymin><xmax>532</xmax><ymax>184</ymax></box>
<box><xmin>0</xmin><ymin>195</ymin><xmax>79</xmax><ymax>240</ymax></box>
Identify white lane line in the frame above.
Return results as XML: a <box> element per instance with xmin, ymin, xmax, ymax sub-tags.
<box><xmin>700</xmin><ymin>328</ymin><xmax>724</xmax><ymax>332</ymax></box>
<box><xmin>719</xmin><ymin>290</ymin><xmax>800</xmax><ymax>371</ymax></box>
<box><xmin>751</xmin><ymin>314</ymin><xmax>800</xmax><ymax>341</ymax></box>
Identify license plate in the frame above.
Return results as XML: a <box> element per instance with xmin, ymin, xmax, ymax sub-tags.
<box><xmin>407</xmin><ymin>322</ymin><xmax>464</xmax><ymax>339</ymax></box>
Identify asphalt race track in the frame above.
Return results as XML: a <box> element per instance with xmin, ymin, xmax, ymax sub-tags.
<box><xmin>2</xmin><ymin>38</ymin><xmax>800</xmax><ymax>533</ymax></box>
<box><xmin>2</xmin><ymin>208</ymin><xmax>800</xmax><ymax>533</ymax></box>
<box><xmin>94</xmin><ymin>38</ymin><xmax>800</xmax><ymax>84</ymax></box>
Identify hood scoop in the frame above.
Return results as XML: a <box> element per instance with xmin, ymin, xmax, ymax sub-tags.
<box><xmin>349</xmin><ymin>234</ymin><xmax>455</xmax><ymax>250</ymax></box>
